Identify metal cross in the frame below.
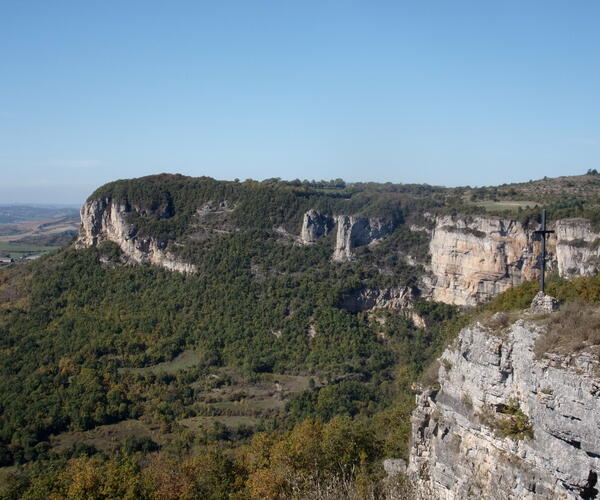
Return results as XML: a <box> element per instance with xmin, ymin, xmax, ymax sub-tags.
<box><xmin>533</xmin><ymin>209</ymin><xmax>554</xmax><ymax>294</ymax></box>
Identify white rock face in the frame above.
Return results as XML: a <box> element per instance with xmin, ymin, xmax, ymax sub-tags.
<box><xmin>300</xmin><ymin>209</ymin><xmax>333</xmax><ymax>244</ymax></box>
<box><xmin>408</xmin><ymin>320</ymin><xmax>600</xmax><ymax>499</ymax></box>
<box><xmin>428</xmin><ymin>215</ymin><xmax>600</xmax><ymax>305</ymax></box>
<box><xmin>76</xmin><ymin>198</ymin><xmax>196</xmax><ymax>273</ymax></box>
<box><xmin>332</xmin><ymin>215</ymin><xmax>396</xmax><ymax>262</ymax></box>
<box><xmin>555</xmin><ymin>218</ymin><xmax>600</xmax><ymax>278</ymax></box>
<box><xmin>428</xmin><ymin>216</ymin><xmax>545</xmax><ymax>306</ymax></box>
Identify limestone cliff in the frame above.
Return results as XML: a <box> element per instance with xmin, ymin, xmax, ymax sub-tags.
<box><xmin>300</xmin><ymin>209</ymin><xmax>334</xmax><ymax>244</ymax></box>
<box><xmin>339</xmin><ymin>286</ymin><xmax>417</xmax><ymax>313</ymax></box>
<box><xmin>555</xmin><ymin>218</ymin><xmax>600</xmax><ymax>279</ymax></box>
<box><xmin>332</xmin><ymin>215</ymin><xmax>396</xmax><ymax>261</ymax></box>
<box><xmin>408</xmin><ymin>318</ymin><xmax>600</xmax><ymax>499</ymax></box>
<box><xmin>426</xmin><ymin>215</ymin><xmax>600</xmax><ymax>306</ymax></box>
<box><xmin>427</xmin><ymin>216</ymin><xmax>546</xmax><ymax>306</ymax></box>
<box><xmin>338</xmin><ymin>286</ymin><xmax>426</xmax><ymax>327</ymax></box>
<box><xmin>299</xmin><ymin>210</ymin><xmax>397</xmax><ymax>261</ymax></box>
<box><xmin>76</xmin><ymin>198</ymin><xmax>196</xmax><ymax>273</ymax></box>
<box><xmin>78</xmin><ymin>196</ymin><xmax>600</xmax><ymax>303</ymax></box>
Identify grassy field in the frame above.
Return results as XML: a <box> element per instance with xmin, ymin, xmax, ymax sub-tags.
<box><xmin>471</xmin><ymin>200</ymin><xmax>540</xmax><ymax>213</ymax></box>
<box><xmin>179</xmin><ymin>415</ymin><xmax>260</xmax><ymax>431</ymax></box>
<box><xmin>46</xmin><ymin>371</ymin><xmax>316</xmax><ymax>457</ymax></box>
<box><xmin>119</xmin><ymin>350</ymin><xmax>205</xmax><ymax>375</ymax></box>
<box><xmin>0</xmin><ymin>242</ymin><xmax>59</xmax><ymax>259</ymax></box>
<box><xmin>50</xmin><ymin>419</ymin><xmax>162</xmax><ymax>454</ymax></box>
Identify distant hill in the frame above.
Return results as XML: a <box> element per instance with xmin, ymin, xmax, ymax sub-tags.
<box><xmin>0</xmin><ymin>204</ymin><xmax>80</xmax><ymax>224</ymax></box>
<box><xmin>0</xmin><ymin>205</ymin><xmax>79</xmax><ymax>260</ymax></box>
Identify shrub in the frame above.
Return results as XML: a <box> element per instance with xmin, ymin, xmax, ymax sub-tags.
<box><xmin>479</xmin><ymin>398</ymin><xmax>533</xmax><ymax>440</ymax></box>
<box><xmin>535</xmin><ymin>301</ymin><xmax>600</xmax><ymax>358</ymax></box>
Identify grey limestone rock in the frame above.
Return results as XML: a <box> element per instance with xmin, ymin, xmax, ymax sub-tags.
<box><xmin>428</xmin><ymin>215</ymin><xmax>600</xmax><ymax>306</ymax></box>
<box><xmin>383</xmin><ymin>458</ymin><xmax>407</xmax><ymax>477</ymax></box>
<box><xmin>407</xmin><ymin>319</ymin><xmax>600</xmax><ymax>499</ymax></box>
<box><xmin>332</xmin><ymin>215</ymin><xmax>396</xmax><ymax>261</ymax></box>
<box><xmin>300</xmin><ymin>209</ymin><xmax>333</xmax><ymax>244</ymax></box>
<box><xmin>76</xmin><ymin>198</ymin><xmax>196</xmax><ymax>273</ymax></box>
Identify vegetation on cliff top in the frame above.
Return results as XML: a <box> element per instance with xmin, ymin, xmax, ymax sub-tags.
<box><xmin>88</xmin><ymin>173</ymin><xmax>600</xmax><ymax>244</ymax></box>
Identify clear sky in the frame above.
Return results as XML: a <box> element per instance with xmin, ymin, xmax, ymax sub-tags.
<box><xmin>1</xmin><ymin>1</ymin><xmax>599</xmax><ymax>203</ymax></box>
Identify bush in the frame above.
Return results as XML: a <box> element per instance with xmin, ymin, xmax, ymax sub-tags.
<box><xmin>479</xmin><ymin>398</ymin><xmax>533</xmax><ymax>440</ymax></box>
<box><xmin>123</xmin><ymin>436</ymin><xmax>160</xmax><ymax>454</ymax></box>
<box><xmin>535</xmin><ymin>301</ymin><xmax>600</xmax><ymax>358</ymax></box>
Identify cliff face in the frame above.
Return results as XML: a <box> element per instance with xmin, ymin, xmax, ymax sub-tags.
<box><xmin>338</xmin><ymin>286</ymin><xmax>426</xmax><ymax>327</ymax></box>
<box><xmin>339</xmin><ymin>286</ymin><xmax>416</xmax><ymax>313</ymax></box>
<box><xmin>79</xmin><ymin>196</ymin><xmax>600</xmax><ymax>305</ymax></box>
<box><xmin>76</xmin><ymin>198</ymin><xmax>196</xmax><ymax>273</ymax></box>
<box><xmin>300</xmin><ymin>209</ymin><xmax>334</xmax><ymax>244</ymax></box>
<box><xmin>555</xmin><ymin>218</ymin><xmax>600</xmax><ymax>279</ymax></box>
<box><xmin>408</xmin><ymin>318</ymin><xmax>600</xmax><ymax>499</ymax></box>
<box><xmin>332</xmin><ymin>215</ymin><xmax>396</xmax><ymax>261</ymax></box>
<box><xmin>426</xmin><ymin>215</ymin><xmax>600</xmax><ymax>306</ymax></box>
<box><xmin>427</xmin><ymin>216</ymin><xmax>546</xmax><ymax>306</ymax></box>
<box><xmin>299</xmin><ymin>210</ymin><xmax>396</xmax><ymax>261</ymax></box>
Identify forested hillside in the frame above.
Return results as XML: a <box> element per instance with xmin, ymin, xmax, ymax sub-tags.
<box><xmin>2</xmin><ymin>173</ymin><xmax>600</xmax><ymax>498</ymax></box>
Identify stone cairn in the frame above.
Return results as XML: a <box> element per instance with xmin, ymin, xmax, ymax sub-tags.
<box><xmin>529</xmin><ymin>291</ymin><xmax>560</xmax><ymax>314</ymax></box>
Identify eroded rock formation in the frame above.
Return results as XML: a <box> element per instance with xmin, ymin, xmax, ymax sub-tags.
<box><xmin>408</xmin><ymin>318</ymin><xmax>600</xmax><ymax>499</ymax></box>
<box><xmin>426</xmin><ymin>216</ymin><xmax>546</xmax><ymax>306</ymax></box>
<box><xmin>332</xmin><ymin>215</ymin><xmax>396</xmax><ymax>261</ymax></box>
<box><xmin>299</xmin><ymin>210</ymin><xmax>397</xmax><ymax>261</ymax></box>
<box><xmin>79</xmin><ymin>198</ymin><xmax>600</xmax><ymax>306</ymax></box>
<box><xmin>300</xmin><ymin>209</ymin><xmax>334</xmax><ymax>244</ymax></box>
<box><xmin>426</xmin><ymin>215</ymin><xmax>600</xmax><ymax>306</ymax></box>
<box><xmin>555</xmin><ymin>218</ymin><xmax>600</xmax><ymax>278</ymax></box>
<box><xmin>339</xmin><ymin>286</ymin><xmax>416</xmax><ymax>313</ymax></box>
<box><xmin>76</xmin><ymin>198</ymin><xmax>196</xmax><ymax>273</ymax></box>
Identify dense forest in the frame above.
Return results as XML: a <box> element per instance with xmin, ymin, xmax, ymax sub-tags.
<box><xmin>2</xmin><ymin>173</ymin><xmax>600</xmax><ymax>498</ymax></box>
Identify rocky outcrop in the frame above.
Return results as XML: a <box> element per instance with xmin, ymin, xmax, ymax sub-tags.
<box><xmin>555</xmin><ymin>218</ymin><xmax>600</xmax><ymax>279</ymax></box>
<box><xmin>427</xmin><ymin>216</ymin><xmax>551</xmax><ymax>306</ymax></box>
<box><xmin>76</xmin><ymin>198</ymin><xmax>196</xmax><ymax>273</ymax></box>
<box><xmin>299</xmin><ymin>210</ymin><xmax>600</xmax><ymax>305</ymax></box>
<box><xmin>299</xmin><ymin>210</ymin><xmax>397</xmax><ymax>260</ymax></box>
<box><xmin>339</xmin><ymin>286</ymin><xmax>416</xmax><ymax>313</ymax></box>
<box><xmin>332</xmin><ymin>215</ymin><xmax>396</xmax><ymax>261</ymax></box>
<box><xmin>408</xmin><ymin>318</ymin><xmax>600</xmax><ymax>499</ymax></box>
<box><xmin>300</xmin><ymin>210</ymin><xmax>334</xmax><ymax>244</ymax></box>
<box><xmin>427</xmin><ymin>215</ymin><xmax>600</xmax><ymax>306</ymax></box>
<box><xmin>79</xmin><ymin>197</ymin><xmax>600</xmax><ymax>302</ymax></box>
<box><xmin>339</xmin><ymin>286</ymin><xmax>426</xmax><ymax>327</ymax></box>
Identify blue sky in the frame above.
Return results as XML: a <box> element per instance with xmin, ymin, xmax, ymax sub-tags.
<box><xmin>1</xmin><ymin>1</ymin><xmax>599</xmax><ymax>203</ymax></box>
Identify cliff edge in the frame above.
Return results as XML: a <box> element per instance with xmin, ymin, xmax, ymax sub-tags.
<box><xmin>76</xmin><ymin>198</ymin><xmax>196</xmax><ymax>273</ymax></box>
<box><xmin>407</xmin><ymin>312</ymin><xmax>600</xmax><ymax>498</ymax></box>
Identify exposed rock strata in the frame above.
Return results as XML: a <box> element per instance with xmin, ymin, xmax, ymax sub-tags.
<box><xmin>339</xmin><ymin>286</ymin><xmax>427</xmax><ymax>327</ymax></box>
<box><xmin>427</xmin><ymin>216</ymin><xmax>546</xmax><ymax>306</ymax></box>
<box><xmin>339</xmin><ymin>286</ymin><xmax>416</xmax><ymax>313</ymax></box>
<box><xmin>427</xmin><ymin>215</ymin><xmax>600</xmax><ymax>306</ymax></box>
<box><xmin>408</xmin><ymin>319</ymin><xmax>600</xmax><ymax>499</ymax></box>
<box><xmin>299</xmin><ymin>210</ymin><xmax>397</xmax><ymax>260</ymax></box>
<box><xmin>76</xmin><ymin>198</ymin><xmax>196</xmax><ymax>273</ymax></box>
<box><xmin>79</xmin><ymin>198</ymin><xmax>600</xmax><ymax>304</ymax></box>
<box><xmin>332</xmin><ymin>215</ymin><xmax>396</xmax><ymax>261</ymax></box>
<box><xmin>300</xmin><ymin>210</ymin><xmax>334</xmax><ymax>244</ymax></box>
<box><xmin>555</xmin><ymin>218</ymin><xmax>600</xmax><ymax>278</ymax></box>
